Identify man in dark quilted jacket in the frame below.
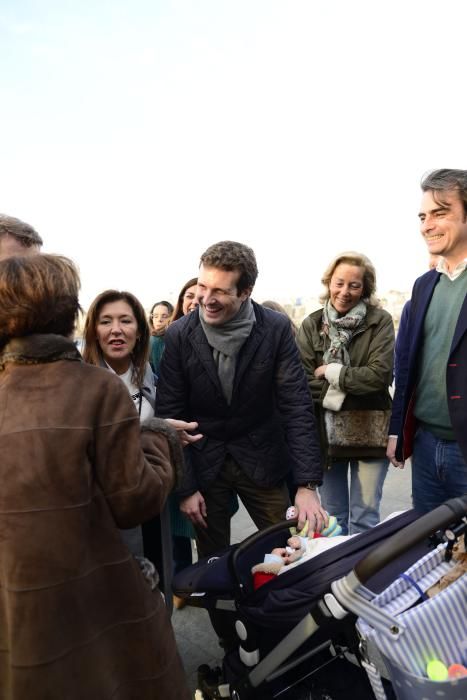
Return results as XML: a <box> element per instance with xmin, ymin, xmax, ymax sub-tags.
<box><xmin>156</xmin><ymin>240</ymin><xmax>325</xmax><ymax>561</ymax></box>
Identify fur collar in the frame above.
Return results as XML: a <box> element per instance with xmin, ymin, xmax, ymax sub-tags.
<box><xmin>140</xmin><ymin>417</ymin><xmax>186</xmax><ymax>488</ymax></box>
<box><xmin>0</xmin><ymin>334</ymin><xmax>82</xmax><ymax>370</ymax></box>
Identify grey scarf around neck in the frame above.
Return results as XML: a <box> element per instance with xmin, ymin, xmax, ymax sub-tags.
<box><xmin>199</xmin><ymin>297</ymin><xmax>255</xmax><ymax>404</ymax></box>
<box><xmin>322</xmin><ymin>299</ymin><xmax>367</xmax><ymax>366</ymax></box>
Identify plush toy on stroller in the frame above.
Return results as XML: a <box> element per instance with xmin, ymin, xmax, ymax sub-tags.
<box><xmin>251</xmin><ymin>508</ymin><xmax>344</xmax><ymax>590</ymax></box>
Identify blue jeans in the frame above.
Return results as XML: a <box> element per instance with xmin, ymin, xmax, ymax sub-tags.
<box><xmin>320</xmin><ymin>459</ymin><xmax>389</xmax><ymax>535</ymax></box>
<box><xmin>412</xmin><ymin>427</ymin><xmax>467</xmax><ymax>513</ymax></box>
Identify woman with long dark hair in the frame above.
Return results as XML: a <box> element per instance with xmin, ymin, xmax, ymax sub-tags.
<box><xmin>83</xmin><ymin>289</ymin><xmax>201</xmax><ymax>563</ymax></box>
<box><xmin>83</xmin><ymin>289</ymin><xmax>156</xmax><ymax>422</ymax></box>
<box><xmin>171</xmin><ymin>276</ymin><xmax>198</xmax><ymax>321</ymax></box>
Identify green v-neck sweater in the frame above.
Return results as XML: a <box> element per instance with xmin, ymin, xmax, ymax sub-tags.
<box><xmin>414</xmin><ymin>271</ymin><xmax>467</xmax><ymax>439</ymax></box>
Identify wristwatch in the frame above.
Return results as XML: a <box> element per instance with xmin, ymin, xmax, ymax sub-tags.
<box><xmin>300</xmin><ymin>481</ymin><xmax>319</xmax><ymax>491</ymax></box>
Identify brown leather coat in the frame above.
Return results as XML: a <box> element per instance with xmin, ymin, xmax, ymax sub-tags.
<box><xmin>0</xmin><ymin>335</ymin><xmax>190</xmax><ymax>700</ymax></box>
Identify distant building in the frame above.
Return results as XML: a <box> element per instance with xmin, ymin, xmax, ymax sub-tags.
<box><xmin>271</xmin><ymin>290</ymin><xmax>410</xmax><ymax>331</ymax></box>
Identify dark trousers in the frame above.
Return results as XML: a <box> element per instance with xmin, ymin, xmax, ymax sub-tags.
<box><xmin>195</xmin><ymin>454</ymin><xmax>290</xmax><ymax>558</ymax></box>
<box><xmin>195</xmin><ymin>455</ymin><xmax>290</xmax><ymax>648</ymax></box>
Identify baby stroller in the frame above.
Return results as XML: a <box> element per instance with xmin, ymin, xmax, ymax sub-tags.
<box><xmin>173</xmin><ymin>497</ymin><xmax>467</xmax><ymax>700</ymax></box>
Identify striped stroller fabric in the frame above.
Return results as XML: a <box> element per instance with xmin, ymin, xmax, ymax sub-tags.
<box><xmin>356</xmin><ymin>544</ymin><xmax>454</xmax><ymax>635</ymax></box>
<box><xmin>361</xmin><ymin>659</ymin><xmax>387</xmax><ymax>700</ymax></box>
<box><xmin>372</xmin><ymin>574</ymin><xmax>466</xmax><ymax>675</ymax></box>
<box><xmin>354</xmin><ymin>545</ymin><xmax>467</xmax><ymax>700</ymax></box>
<box><xmin>368</xmin><ymin>544</ymin><xmax>454</xmax><ymax>613</ymax></box>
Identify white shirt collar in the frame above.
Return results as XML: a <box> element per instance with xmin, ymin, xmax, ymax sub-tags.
<box><xmin>435</xmin><ymin>257</ymin><xmax>467</xmax><ymax>281</ymax></box>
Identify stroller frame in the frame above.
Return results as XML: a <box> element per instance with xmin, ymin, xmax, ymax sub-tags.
<box><xmin>177</xmin><ymin>498</ymin><xmax>467</xmax><ymax>699</ymax></box>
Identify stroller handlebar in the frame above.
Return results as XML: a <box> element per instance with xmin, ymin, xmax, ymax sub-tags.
<box><xmin>354</xmin><ymin>496</ymin><xmax>467</xmax><ymax>585</ymax></box>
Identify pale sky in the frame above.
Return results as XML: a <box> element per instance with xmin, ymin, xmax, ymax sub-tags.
<box><xmin>0</xmin><ymin>0</ymin><xmax>465</xmax><ymax>309</ymax></box>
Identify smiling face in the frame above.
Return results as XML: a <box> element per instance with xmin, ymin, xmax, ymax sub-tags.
<box><xmin>329</xmin><ymin>263</ymin><xmax>365</xmax><ymax>315</ymax></box>
<box><xmin>182</xmin><ymin>284</ymin><xmax>199</xmax><ymax>315</ymax></box>
<box><xmin>196</xmin><ymin>264</ymin><xmax>251</xmax><ymax>326</ymax></box>
<box><xmin>419</xmin><ymin>190</ymin><xmax>467</xmax><ymax>270</ymax></box>
<box><xmin>95</xmin><ymin>299</ymin><xmax>139</xmax><ymax>374</ymax></box>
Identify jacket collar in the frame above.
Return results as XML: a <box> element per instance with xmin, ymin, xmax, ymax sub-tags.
<box><xmin>98</xmin><ymin>355</ymin><xmax>156</xmax><ymax>409</ymax></box>
<box><xmin>0</xmin><ymin>334</ymin><xmax>82</xmax><ymax>369</ymax></box>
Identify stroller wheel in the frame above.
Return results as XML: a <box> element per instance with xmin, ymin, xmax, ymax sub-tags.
<box><xmin>196</xmin><ymin>664</ymin><xmax>225</xmax><ymax>699</ymax></box>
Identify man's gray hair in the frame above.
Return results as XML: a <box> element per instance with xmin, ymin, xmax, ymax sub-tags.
<box><xmin>421</xmin><ymin>169</ymin><xmax>467</xmax><ymax>216</ymax></box>
<box><xmin>0</xmin><ymin>213</ymin><xmax>43</xmax><ymax>248</ymax></box>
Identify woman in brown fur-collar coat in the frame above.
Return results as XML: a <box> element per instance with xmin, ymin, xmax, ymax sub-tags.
<box><xmin>0</xmin><ymin>254</ymin><xmax>190</xmax><ymax>699</ymax></box>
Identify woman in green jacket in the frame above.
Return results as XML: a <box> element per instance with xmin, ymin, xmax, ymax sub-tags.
<box><xmin>297</xmin><ymin>251</ymin><xmax>395</xmax><ymax>535</ymax></box>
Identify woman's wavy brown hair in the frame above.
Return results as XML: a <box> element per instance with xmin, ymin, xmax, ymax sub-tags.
<box><xmin>82</xmin><ymin>290</ymin><xmax>150</xmax><ymax>387</ymax></box>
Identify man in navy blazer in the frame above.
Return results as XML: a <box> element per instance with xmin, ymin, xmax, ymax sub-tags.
<box><xmin>387</xmin><ymin>169</ymin><xmax>467</xmax><ymax>512</ymax></box>
<box><xmin>156</xmin><ymin>240</ymin><xmax>325</xmax><ymax>560</ymax></box>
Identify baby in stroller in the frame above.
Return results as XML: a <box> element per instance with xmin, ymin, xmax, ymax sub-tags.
<box><xmin>251</xmin><ymin>508</ymin><xmax>345</xmax><ymax>590</ymax></box>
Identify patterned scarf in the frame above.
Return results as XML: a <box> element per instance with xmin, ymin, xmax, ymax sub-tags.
<box><xmin>322</xmin><ymin>299</ymin><xmax>367</xmax><ymax>366</ymax></box>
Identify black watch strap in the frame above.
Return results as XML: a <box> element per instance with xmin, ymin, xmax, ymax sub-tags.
<box><xmin>300</xmin><ymin>481</ymin><xmax>319</xmax><ymax>491</ymax></box>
